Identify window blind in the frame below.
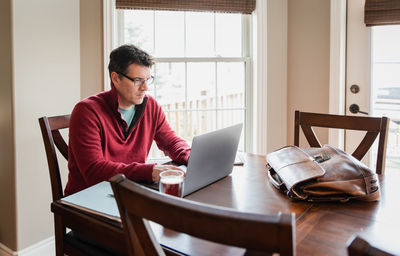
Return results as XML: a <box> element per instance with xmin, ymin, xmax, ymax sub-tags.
<box><xmin>365</xmin><ymin>0</ymin><xmax>400</xmax><ymax>26</ymax></box>
<box><xmin>116</xmin><ymin>0</ymin><xmax>256</xmax><ymax>14</ymax></box>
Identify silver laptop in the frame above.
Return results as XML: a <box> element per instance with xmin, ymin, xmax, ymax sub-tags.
<box><xmin>143</xmin><ymin>123</ymin><xmax>243</xmax><ymax>196</ymax></box>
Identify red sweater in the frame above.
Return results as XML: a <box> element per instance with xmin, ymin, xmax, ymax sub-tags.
<box><xmin>65</xmin><ymin>86</ymin><xmax>190</xmax><ymax>195</ymax></box>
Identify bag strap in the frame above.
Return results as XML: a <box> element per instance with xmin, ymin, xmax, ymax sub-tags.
<box><xmin>267</xmin><ymin>168</ymin><xmax>288</xmax><ymax>193</ymax></box>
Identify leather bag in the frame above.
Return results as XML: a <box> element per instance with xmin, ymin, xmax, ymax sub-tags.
<box><xmin>267</xmin><ymin>145</ymin><xmax>380</xmax><ymax>202</ymax></box>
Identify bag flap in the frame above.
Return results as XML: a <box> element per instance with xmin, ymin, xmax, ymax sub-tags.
<box><xmin>267</xmin><ymin>146</ymin><xmax>325</xmax><ymax>190</ymax></box>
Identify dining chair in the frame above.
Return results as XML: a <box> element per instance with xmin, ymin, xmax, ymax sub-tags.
<box><xmin>110</xmin><ymin>174</ymin><xmax>296</xmax><ymax>256</ymax></box>
<box><xmin>294</xmin><ymin>110</ymin><xmax>390</xmax><ymax>174</ymax></box>
<box><xmin>39</xmin><ymin>115</ymin><xmax>124</xmax><ymax>256</ymax></box>
<box><xmin>348</xmin><ymin>236</ymin><xmax>395</xmax><ymax>256</ymax></box>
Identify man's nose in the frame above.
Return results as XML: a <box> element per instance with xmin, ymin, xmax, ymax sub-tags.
<box><xmin>140</xmin><ymin>81</ymin><xmax>148</xmax><ymax>91</ymax></box>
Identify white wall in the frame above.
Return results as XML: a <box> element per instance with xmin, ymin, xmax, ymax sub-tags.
<box><xmin>12</xmin><ymin>0</ymin><xmax>80</xmax><ymax>249</ymax></box>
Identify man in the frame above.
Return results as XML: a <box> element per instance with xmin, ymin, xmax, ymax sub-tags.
<box><xmin>65</xmin><ymin>44</ymin><xmax>190</xmax><ymax>196</ymax></box>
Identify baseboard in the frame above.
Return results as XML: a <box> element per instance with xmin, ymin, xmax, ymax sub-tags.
<box><xmin>0</xmin><ymin>237</ymin><xmax>54</xmax><ymax>256</ymax></box>
<box><xmin>0</xmin><ymin>243</ymin><xmax>16</xmax><ymax>256</ymax></box>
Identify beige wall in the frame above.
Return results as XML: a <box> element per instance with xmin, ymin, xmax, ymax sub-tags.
<box><xmin>0</xmin><ymin>0</ymin><xmax>17</xmax><ymax>250</ymax></box>
<box><xmin>0</xmin><ymin>0</ymin><xmax>104</xmax><ymax>251</ymax></box>
<box><xmin>287</xmin><ymin>0</ymin><xmax>331</xmax><ymax>146</ymax></box>
<box><xmin>0</xmin><ymin>0</ymin><xmax>103</xmax><ymax>251</ymax></box>
<box><xmin>12</xmin><ymin>0</ymin><xmax>80</xmax><ymax>249</ymax></box>
<box><xmin>80</xmin><ymin>0</ymin><xmax>104</xmax><ymax>99</ymax></box>
<box><xmin>266</xmin><ymin>0</ymin><xmax>288</xmax><ymax>153</ymax></box>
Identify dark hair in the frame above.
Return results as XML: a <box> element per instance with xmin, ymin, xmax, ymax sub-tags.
<box><xmin>108</xmin><ymin>44</ymin><xmax>154</xmax><ymax>77</ymax></box>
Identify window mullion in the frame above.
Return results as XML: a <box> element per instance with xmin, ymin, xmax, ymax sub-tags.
<box><xmin>243</xmin><ymin>14</ymin><xmax>252</xmax><ymax>152</ymax></box>
<box><xmin>214</xmin><ymin>13</ymin><xmax>218</xmax><ymax>130</ymax></box>
<box><xmin>117</xmin><ymin>10</ymin><xmax>125</xmax><ymax>45</ymax></box>
<box><xmin>242</xmin><ymin>15</ymin><xmax>246</xmax><ymax>57</ymax></box>
<box><xmin>153</xmin><ymin>11</ymin><xmax>156</xmax><ymax>55</ymax></box>
<box><xmin>153</xmin><ymin>11</ymin><xmax>157</xmax><ymax>100</ymax></box>
<box><xmin>215</xmin><ymin>62</ymin><xmax>218</xmax><ymax>130</ymax></box>
<box><xmin>153</xmin><ymin>66</ymin><xmax>157</xmax><ymax>99</ymax></box>
<box><xmin>183</xmin><ymin>12</ymin><xmax>188</xmax><ymax>140</ymax></box>
<box><xmin>185</xmin><ymin>61</ymin><xmax>188</xmax><ymax>141</ymax></box>
<box><xmin>214</xmin><ymin>13</ymin><xmax>217</xmax><ymax>57</ymax></box>
<box><xmin>184</xmin><ymin>12</ymin><xmax>187</xmax><ymax>57</ymax></box>
<box><xmin>155</xmin><ymin>57</ymin><xmax>249</xmax><ymax>63</ymax></box>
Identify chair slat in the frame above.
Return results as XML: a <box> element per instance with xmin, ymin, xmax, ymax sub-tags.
<box><xmin>352</xmin><ymin>131</ymin><xmax>379</xmax><ymax>160</ymax></box>
<box><xmin>39</xmin><ymin>116</ymin><xmax>64</xmax><ymax>201</ymax></box>
<box><xmin>47</xmin><ymin>114</ymin><xmax>70</xmax><ymax>130</ymax></box>
<box><xmin>376</xmin><ymin>117</ymin><xmax>389</xmax><ymax>175</ymax></box>
<box><xmin>299</xmin><ymin>112</ymin><xmax>382</xmax><ymax>131</ymax></box>
<box><xmin>52</xmin><ymin>130</ymin><xmax>69</xmax><ymax>160</ymax></box>
<box><xmin>300</xmin><ymin>126</ymin><xmax>321</xmax><ymax>148</ymax></box>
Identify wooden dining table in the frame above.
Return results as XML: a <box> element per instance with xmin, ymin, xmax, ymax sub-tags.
<box><xmin>52</xmin><ymin>153</ymin><xmax>400</xmax><ymax>256</ymax></box>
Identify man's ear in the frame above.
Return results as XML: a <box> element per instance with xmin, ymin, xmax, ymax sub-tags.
<box><xmin>110</xmin><ymin>72</ymin><xmax>120</xmax><ymax>87</ymax></box>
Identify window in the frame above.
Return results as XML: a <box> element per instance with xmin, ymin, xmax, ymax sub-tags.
<box><xmin>371</xmin><ymin>25</ymin><xmax>400</xmax><ymax>170</ymax></box>
<box><xmin>116</xmin><ymin>10</ymin><xmax>252</xmax><ymax>158</ymax></box>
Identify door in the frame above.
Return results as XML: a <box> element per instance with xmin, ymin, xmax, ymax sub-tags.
<box><xmin>346</xmin><ymin>0</ymin><xmax>400</xmax><ymax>171</ymax></box>
<box><xmin>346</xmin><ymin>0</ymin><xmax>371</xmax><ymax>164</ymax></box>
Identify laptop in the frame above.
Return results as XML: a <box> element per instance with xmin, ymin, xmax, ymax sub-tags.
<box><xmin>142</xmin><ymin>123</ymin><xmax>243</xmax><ymax>197</ymax></box>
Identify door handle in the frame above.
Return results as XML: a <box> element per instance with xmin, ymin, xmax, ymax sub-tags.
<box><xmin>349</xmin><ymin>104</ymin><xmax>368</xmax><ymax>115</ymax></box>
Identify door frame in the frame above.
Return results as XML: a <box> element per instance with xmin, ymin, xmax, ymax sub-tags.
<box><xmin>330</xmin><ymin>0</ymin><xmax>375</xmax><ymax>167</ymax></box>
<box><xmin>328</xmin><ymin>0</ymin><xmax>347</xmax><ymax>149</ymax></box>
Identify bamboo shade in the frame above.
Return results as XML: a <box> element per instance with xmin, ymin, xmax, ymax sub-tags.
<box><xmin>116</xmin><ymin>0</ymin><xmax>256</xmax><ymax>14</ymax></box>
<box><xmin>365</xmin><ymin>0</ymin><xmax>400</xmax><ymax>26</ymax></box>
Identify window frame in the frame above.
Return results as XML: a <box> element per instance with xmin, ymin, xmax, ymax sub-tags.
<box><xmin>115</xmin><ymin>10</ymin><xmax>254</xmax><ymax>152</ymax></box>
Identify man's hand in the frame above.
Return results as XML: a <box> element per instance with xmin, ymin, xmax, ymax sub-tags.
<box><xmin>152</xmin><ymin>165</ymin><xmax>185</xmax><ymax>182</ymax></box>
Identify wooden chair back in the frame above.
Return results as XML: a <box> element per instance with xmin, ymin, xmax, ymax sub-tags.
<box><xmin>38</xmin><ymin>115</ymin><xmax>70</xmax><ymax>201</ymax></box>
<box><xmin>348</xmin><ymin>236</ymin><xmax>395</xmax><ymax>256</ymax></box>
<box><xmin>294</xmin><ymin>110</ymin><xmax>390</xmax><ymax>174</ymax></box>
<box><xmin>39</xmin><ymin>115</ymin><xmax>126</xmax><ymax>256</ymax></box>
<box><xmin>110</xmin><ymin>174</ymin><xmax>296</xmax><ymax>256</ymax></box>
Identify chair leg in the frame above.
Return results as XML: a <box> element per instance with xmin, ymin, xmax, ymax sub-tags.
<box><xmin>54</xmin><ymin>214</ymin><xmax>65</xmax><ymax>256</ymax></box>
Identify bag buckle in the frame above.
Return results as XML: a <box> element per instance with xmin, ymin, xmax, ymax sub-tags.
<box><xmin>313</xmin><ymin>154</ymin><xmax>330</xmax><ymax>163</ymax></box>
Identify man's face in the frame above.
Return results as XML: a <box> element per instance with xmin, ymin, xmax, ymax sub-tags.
<box><xmin>111</xmin><ymin>63</ymin><xmax>151</xmax><ymax>108</ymax></box>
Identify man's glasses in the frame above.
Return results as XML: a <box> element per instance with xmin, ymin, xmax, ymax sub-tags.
<box><xmin>117</xmin><ymin>72</ymin><xmax>154</xmax><ymax>87</ymax></box>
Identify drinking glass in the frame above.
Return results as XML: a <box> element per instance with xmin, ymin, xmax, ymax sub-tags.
<box><xmin>159</xmin><ymin>170</ymin><xmax>184</xmax><ymax>197</ymax></box>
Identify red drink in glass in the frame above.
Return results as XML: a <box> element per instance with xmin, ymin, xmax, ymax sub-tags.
<box><xmin>159</xmin><ymin>170</ymin><xmax>184</xmax><ymax>197</ymax></box>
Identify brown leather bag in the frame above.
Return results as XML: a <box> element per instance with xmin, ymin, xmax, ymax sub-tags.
<box><xmin>267</xmin><ymin>145</ymin><xmax>380</xmax><ymax>202</ymax></box>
